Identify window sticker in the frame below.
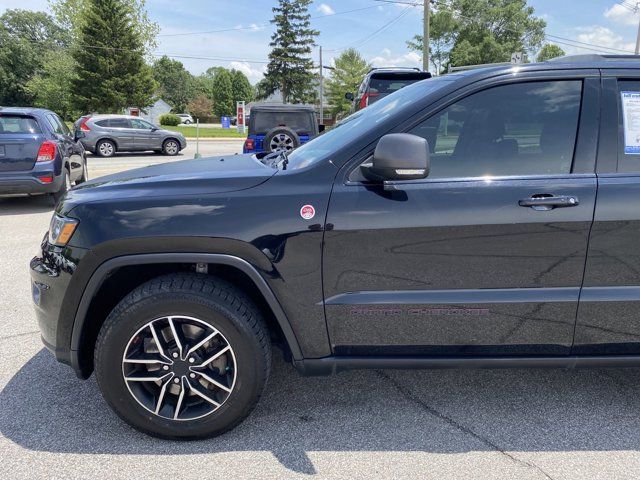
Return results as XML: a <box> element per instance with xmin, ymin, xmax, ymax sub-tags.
<box><xmin>621</xmin><ymin>91</ymin><xmax>640</xmax><ymax>154</ymax></box>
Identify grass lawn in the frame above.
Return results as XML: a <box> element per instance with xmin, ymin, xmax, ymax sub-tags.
<box><xmin>171</xmin><ymin>125</ymin><xmax>246</xmax><ymax>138</ymax></box>
<box><xmin>64</xmin><ymin>122</ymin><xmax>246</xmax><ymax>138</ymax></box>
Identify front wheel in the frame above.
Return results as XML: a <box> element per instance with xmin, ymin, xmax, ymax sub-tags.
<box><xmin>94</xmin><ymin>273</ymin><xmax>271</xmax><ymax>439</ymax></box>
<box><xmin>162</xmin><ymin>139</ymin><xmax>180</xmax><ymax>156</ymax></box>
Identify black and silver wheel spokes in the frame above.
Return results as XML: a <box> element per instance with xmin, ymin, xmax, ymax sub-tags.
<box><xmin>122</xmin><ymin>316</ymin><xmax>237</xmax><ymax>421</ymax></box>
<box><xmin>269</xmin><ymin>133</ymin><xmax>294</xmax><ymax>152</ymax></box>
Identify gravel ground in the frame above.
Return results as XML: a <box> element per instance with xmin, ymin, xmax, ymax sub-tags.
<box><xmin>1</xmin><ymin>146</ymin><xmax>640</xmax><ymax>479</ymax></box>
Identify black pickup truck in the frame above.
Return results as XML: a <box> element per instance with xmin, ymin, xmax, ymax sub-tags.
<box><xmin>30</xmin><ymin>54</ymin><xmax>640</xmax><ymax>439</ymax></box>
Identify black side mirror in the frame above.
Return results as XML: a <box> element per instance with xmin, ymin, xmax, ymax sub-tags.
<box><xmin>345</xmin><ymin>92</ymin><xmax>354</xmax><ymax>101</ymax></box>
<box><xmin>361</xmin><ymin>133</ymin><xmax>430</xmax><ymax>187</ymax></box>
<box><xmin>74</xmin><ymin>130</ymin><xmax>85</xmax><ymax>140</ymax></box>
<box><xmin>318</xmin><ymin>124</ymin><xmax>326</xmax><ymax>133</ymax></box>
<box><xmin>151</xmin><ymin>126</ymin><xmax>159</xmax><ymax>132</ymax></box>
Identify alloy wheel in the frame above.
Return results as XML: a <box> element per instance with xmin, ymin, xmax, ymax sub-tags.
<box><xmin>122</xmin><ymin>315</ymin><xmax>237</xmax><ymax>421</ymax></box>
<box><xmin>99</xmin><ymin>142</ymin><xmax>114</xmax><ymax>156</ymax></box>
<box><xmin>269</xmin><ymin>133</ymin><xmax>295</xmax><ymax>152</ymax></box>
<box><xmin>164</xmin><ymin>141</ymin><xmax>179</xmax><ymax>155</ymax></box>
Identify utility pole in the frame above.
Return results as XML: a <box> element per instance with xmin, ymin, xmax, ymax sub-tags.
<box><xmin>423</xmin><ymin>0</ymin><xmax>430</xmax><ymax>71</ymax></box>
<box><xmin>319</xmin><ymin>45</ymin><xmax>324</xmax><ymax>125</ymax></box>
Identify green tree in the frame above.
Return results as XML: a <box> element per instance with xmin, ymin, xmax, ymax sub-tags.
<box><xmin>325</xmin><ymin>49</ymin><xmax>371</xmax><ymax>117</ymax></box>
<box><xmin>50</xmin><ymin>0</ymin><xmax>158</xmax><ymax>51</ymax></box>
<box><xmin>26</xmin><ymin>50</ymin><xmax>79</xmax><ymax>119</ymax></box>
<box><xmin>152</xmin><ymin>56</ymin><xmax>194</xmax><ymax>112</ymax></box>
<box><xmin>72</xmin><ymin>0</ymin><xmax>156</xmax><ymax>113</ymax></box>
<box><xmin>537</xmin><ymin>43</ymin><xmax>565</xmax><ymax>62</ymax></box>
<box><xmin>260</xmin><ymin>0</ymin><xmax>319</xmax><ymax>103</ymax></box>
<box><xmin>407</xmin><ymin>0</ymin><xmax>546</xmax><ymax>69</ymax></box>
<box><xmin>0</xmin><ymin>9</ymin><xmax>68</xmax><ymax>105</ymax></box>
<box><xmin>211</xmin><ymin>69</ymin><xmax>234</xmax><ymax>117</ymax></box>
<box><xmin>231</xmin><ymin>69</ymin><xmax>254</xmax><ymax>106</ymax></box>
<box><xmin>407</xmin><ymin>3</ymin><xmax>456</xmax><ymax>73</ymax></box>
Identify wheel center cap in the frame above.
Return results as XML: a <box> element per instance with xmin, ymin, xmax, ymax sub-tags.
<box><xmin>171</xmin><ymin>360</ymin><xmax>191</xmax><ymax>377</ymax></box>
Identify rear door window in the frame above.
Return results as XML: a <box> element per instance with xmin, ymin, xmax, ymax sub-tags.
<box><xmin>46</xmin><ymin>114</ymin><xmax>70</xmax><ymax>136</ymax></box>
<box><xmin>0</xmin><ymin>115</ymin><xmax>41</xmax><ymax>134</ymax></box>
<box><xmin>108</xmin><ymin>118</ymin><xmax>131</xmax><ymax>128</ymax></box>
<box><xmin>616</xmin><ymin>80</ymin><xmax>640</xmax><ymax>172</ymax></box>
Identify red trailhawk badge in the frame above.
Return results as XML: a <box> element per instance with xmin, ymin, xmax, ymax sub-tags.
<box><xmin>300</xmin><ymin>204</ymin><xmax>315</xmax><ymax>220</ymax></box>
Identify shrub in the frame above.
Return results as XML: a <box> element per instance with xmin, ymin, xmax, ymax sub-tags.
<box><xmin>159</xmin><ymin>113</ymin><xmax>180</xmax><ymax>126</ymax></box>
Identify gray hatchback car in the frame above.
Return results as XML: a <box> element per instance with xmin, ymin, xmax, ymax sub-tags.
<box><xmin>75</xmin><ymin>115</ymin><xmax>187</xmax><ymax>157</ymax></box>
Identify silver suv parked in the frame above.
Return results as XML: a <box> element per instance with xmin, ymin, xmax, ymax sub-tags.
<box><xmin>75</xmin><ymin>115</ymin><xmax>187</xmax><ymax>157</ymax></box>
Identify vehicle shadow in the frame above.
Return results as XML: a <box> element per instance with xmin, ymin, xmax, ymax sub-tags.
<box><xmin>0</xmin><ymin>196</ymin><xmax>53</xmax><ymax>216</ymax></box>
<box><xmin>2</xmin><ymin>349</ymin><xmax>640</xmax><ymax>474</ymax></box>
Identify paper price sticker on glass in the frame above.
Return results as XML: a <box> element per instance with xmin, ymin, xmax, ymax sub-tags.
<box><xmin>621</xmin><ymin>91</ymin><xmax>640</xmax><ymax>155</ymax></box>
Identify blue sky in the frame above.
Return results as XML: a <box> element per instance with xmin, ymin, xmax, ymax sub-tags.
<box><xmin>1</xmin><ymin>0</ymin><xmax>639</xmax><ymax>82</ymax></box>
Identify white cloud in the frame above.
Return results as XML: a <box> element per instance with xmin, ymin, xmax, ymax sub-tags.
<box><xmin>229</xmin><ymin>61</ymin><xmax>266</xmax><ymax>83</ymax></box>
<box><xmin>573</xmin><ymin>25</ymin><xmax>635</xmax><ymax>54</ymax></box>
<box><xmin>317</xmin><ymin>3</ymin><xmax>335</xmax><ymax>15</ymax></box>
<box><xmin>369</xmin><ymin>49</ymin><xmax>421</xmax><ymax>68</ymax></box>
<box><xmin>604</xmin><ymin>3</ymin><xmax>639</xmax><ymax>27</ymax></box>
<box><xmin>249</xmin><ymin>23</ymin><xmax>264</xmax><ymax>32</ymax></box>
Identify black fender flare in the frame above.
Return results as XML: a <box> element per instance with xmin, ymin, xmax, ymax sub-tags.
<box><xmin>69</xmin><ymin>253</ymin><xmax>304</xmax><ymax>369</ymax></box>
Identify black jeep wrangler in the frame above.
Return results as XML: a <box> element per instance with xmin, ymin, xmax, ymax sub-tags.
<box><xmin>31</xmin><ymin>55</ymin><xmax>640</xmax><ymax>439</ymax></box>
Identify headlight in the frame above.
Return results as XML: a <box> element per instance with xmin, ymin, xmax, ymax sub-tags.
<box><xmin>48</xmin><ymin>214</ymin><xmax>79</xmax><ymax>247</ymax></box>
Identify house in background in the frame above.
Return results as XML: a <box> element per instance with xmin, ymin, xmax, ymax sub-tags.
<box><xmin>125</xmin><ymin>98</ymin><xmax>172</xmax><ymax>125</ymax></box>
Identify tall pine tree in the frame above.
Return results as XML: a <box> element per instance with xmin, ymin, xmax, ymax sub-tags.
<box><xmin>260</xmin><ymin>0</ymin><xmax>318</xmax><ymax>104</ymax></box>
<box><xmin>72</xmin><ymin>0</ymin><xmax>156</xmax><ymax>113</ymax></box>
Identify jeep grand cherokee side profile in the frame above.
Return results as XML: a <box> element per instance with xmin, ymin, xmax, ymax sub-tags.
<box><xmin>30</xmin><ymin>55</ymin><xmax>640</xmax><ymax>439</ymax></box>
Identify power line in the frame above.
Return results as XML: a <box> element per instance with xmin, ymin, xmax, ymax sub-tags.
<box><xmin>325</xmin><ymin>5</ymin><xmax>415</xmax><ymax>52</ymax></box>
<box><xmin>157</xmin><ymin>5</ymin><xmax>383</xmax><ymax>37</ymax></box>
<box><xmin>545</xmin><ymin>34</ymin><xmax>634</xmax><ymax>54</ymax></box>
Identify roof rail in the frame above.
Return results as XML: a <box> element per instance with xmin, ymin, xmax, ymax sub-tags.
<box><xmin>367</xmin><ymin>67</ymin><xmax>423</xmax><ymax>73</ymax></box>
<box><xmin>447</xmin><ymin>62</ymin><xmax>512</xmax><ymax>73</ymax></box>
<box><xmin>547</xmin><ymin>54</ymin><xmax>640</xmax><ymax>62</ymax></box>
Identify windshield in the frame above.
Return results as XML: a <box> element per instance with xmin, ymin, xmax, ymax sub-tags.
<box><xmin>285</xmin><ymin>75</ymin><xmax>459</xmax><ymax>170</ymax></box>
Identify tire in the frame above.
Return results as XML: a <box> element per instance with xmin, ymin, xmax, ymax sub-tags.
<box><xmin>162</xmin><ymin>139</ymin><xmax>180</xmax><ymax>156</ymax></box>
<box><xmin>50</xmin><ymin>168</ymin><xmax>70</xmax><ymax>205</ymax></box>
<box><xmin>75</xmin><ymin>157</ymin><xmax>89</xmax><ymax>185</ymax></box>
<box><xmin>96</xmin><ymin>139</ymin><xmax>116</xmax><ymax>158</ymax></box>
<box><xmin>94</xmin><ymin>273</ymin><xmax>271</xmax><ymax>439</ymax></box>
<box><xmin>263</xmin><ymin>127</ymin><xmax>300</xmax><ymax>153</ymax></box>
<box><xmin>184</xmin><ymin>120</ymin><xmax>192</xmax><ymax>125</ymax></box>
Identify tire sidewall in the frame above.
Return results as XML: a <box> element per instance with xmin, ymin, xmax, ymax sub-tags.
<box><xmin>95</xmin><ymin>291</ymin><xmax>267</xmax><ymax>438</ymax></box>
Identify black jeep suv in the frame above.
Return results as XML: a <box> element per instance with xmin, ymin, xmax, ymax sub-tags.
<box><xmin>31</xmin><ymin>54</ymin><xmax>640</xmax><ymax>439</ymax></box>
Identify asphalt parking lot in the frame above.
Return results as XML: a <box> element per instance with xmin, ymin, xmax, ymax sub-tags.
<box><xmin>1</xmin><ymin>143</ymin><xmax>640</xmax><ymax>479</ymax></box>
<box><xmin>87</xmin><ymin>138</ymin><xmax>245</xmax><ymax>177</ymax></box>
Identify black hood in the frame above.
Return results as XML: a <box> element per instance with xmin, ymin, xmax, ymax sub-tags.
<box><xmin>60</xmin><ymin>154</ymin><xmax>276</xmax><ymax>215</ymax></box>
